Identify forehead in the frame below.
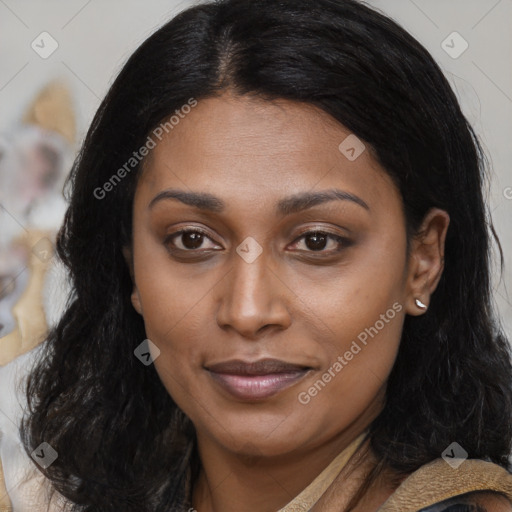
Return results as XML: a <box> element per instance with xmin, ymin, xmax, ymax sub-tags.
<box><xmin>136</xmin><ymin>92</ymin><xmax>400</xmax><ymax>216</ymax></box>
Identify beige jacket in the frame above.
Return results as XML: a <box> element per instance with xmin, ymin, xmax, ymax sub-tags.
<box><xmin>279</xmin><ymin>432</ymin><xmax>512</xmax><ymax>511</ymax></box>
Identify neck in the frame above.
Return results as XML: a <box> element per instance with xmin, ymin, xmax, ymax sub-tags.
<box><xmin>191</xmin><ymin>412</ymin><xmax>378</xmax><ymax>512</ymax></box>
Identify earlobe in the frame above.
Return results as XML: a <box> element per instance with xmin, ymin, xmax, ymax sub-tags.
<box><xmin>405</xmin><ymin>208</ymin><xmax>450</xmax><ymax>316</ymax></box>
<box><xmin>122</xmin><ymin>245</ymin><xmax>143</xmax><ymax>316</ymax></box>
<box><xmin>131</xmin><ymin>289</ymin><xmax>143</xmax><ymax>316</ymax></box>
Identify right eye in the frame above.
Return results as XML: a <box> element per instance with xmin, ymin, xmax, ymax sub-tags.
<box><xmin>164</xmin><ymin>228</ymin><xmax>223</xmax><ymax>253</ymax></box>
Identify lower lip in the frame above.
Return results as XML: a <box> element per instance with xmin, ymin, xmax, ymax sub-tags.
<box><xmin>208</xmin><ymin>370</ymin><xmax>310</xmax><ymax>400</ymax></box>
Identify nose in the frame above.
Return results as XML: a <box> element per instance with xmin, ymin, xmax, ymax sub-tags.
<box><xmin>215</xmin><ymin>250</ymin><xmax>291</xmax><ymax>339</ymax></box>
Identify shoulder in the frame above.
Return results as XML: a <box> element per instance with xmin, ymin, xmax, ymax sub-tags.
<box><xmin>419</xmin><ymin>490</ymin><xmax>512</xmax><ymax>512</ymax></box>
<box><xmin>378</xmin><ymin>458</ymin><xmax>512</xmax><ymax>512</ymax></box>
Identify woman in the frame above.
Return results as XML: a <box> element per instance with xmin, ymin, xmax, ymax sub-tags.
<box><xmin>13</xmin><ymin>0</ymin><xmax>512</xmax><ymax>510</ymax></box>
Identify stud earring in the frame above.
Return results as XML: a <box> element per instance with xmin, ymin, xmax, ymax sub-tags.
<box><xmin>415</xmin><ymin>298</ymin><xmax>427</xmax><ymax>310</ymax></box>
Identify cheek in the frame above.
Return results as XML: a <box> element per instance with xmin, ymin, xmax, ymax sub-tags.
<box><xmin>134</xmin><ymin>270</ymin><xmax>209</xmax><ymax>371</ymax></box>
<box><xmin>136</xmin><ymin>270</ymin><xmax>206</xmax><ymax>344</ymax></box>
<box><xmin>295</xmin><ymin>222</ymin><xmax>407</xmax><ymax>351</ymax></box>
<box><xmin>292</xmin><ymin>230</ymin><xmax>406</xmax><ymax>415</ymax></box>
<box><xmin>131</xmin><ymin>233</ymin><xmax>210</xmax><ymax>393</ymax></box>
<box><xmin>295</xmin><ymin>304</ymin><xmax>403</xmax><ymax>439</ymax></box>
<box><xmin>142</xmin><ymin>293</ymin><xmax>207</xmax><ymax>412</ymax></box>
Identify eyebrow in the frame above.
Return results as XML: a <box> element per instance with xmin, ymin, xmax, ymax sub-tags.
<box><xmin>148</xmin><ymin>188</ymin><xmax>369</xmax><ymax>214</ymax></box>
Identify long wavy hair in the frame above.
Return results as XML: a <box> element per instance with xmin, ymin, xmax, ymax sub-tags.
<box><xmin>20</xmin><ymin>0</ymin><xmax>512</xmax><ymax>510</ymax></box>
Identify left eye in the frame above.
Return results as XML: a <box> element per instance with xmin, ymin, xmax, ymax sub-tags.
<box><xmin>290</xmin><ymin>230</ymin><xmax>347</xmax><ymax>253</ymax></box>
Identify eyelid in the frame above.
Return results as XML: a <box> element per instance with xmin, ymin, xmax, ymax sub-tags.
<box><xmin>293</xmin><ymin>224</ymin><xmax>349</xmax><ymax>237</ymax></box>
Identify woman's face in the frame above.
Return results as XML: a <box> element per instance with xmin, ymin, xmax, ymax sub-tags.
<box><xmin>129</xmin><ymin>92</ymin><xmax>422</xmax><ymax>458</ymax></box>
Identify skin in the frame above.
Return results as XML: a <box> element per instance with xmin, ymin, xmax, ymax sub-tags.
<box><xmin>126</xmin><ymin>90</ymin><xmax>450</xmax><ymax>512</ymax></box>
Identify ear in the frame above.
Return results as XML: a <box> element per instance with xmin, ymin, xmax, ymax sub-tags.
<box><xmin>405</xmin><ymin>208</ymin><xmax>450</xmax><ymax>316</ymax></box>
<box><xmin>122</xmin><ymin>245</ymin><xmax>143</xmax><ymax>316</ymax></box>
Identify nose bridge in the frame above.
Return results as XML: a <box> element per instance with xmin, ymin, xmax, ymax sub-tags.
<box><xmin>233</xmin><ymin>249</ymin><xmax>269</xmax><ymax>305</ymax></box>
<box><xmin>215</xmin><ymin>244</ymin><xmax>289</xmax><ymax>336</ymax></box>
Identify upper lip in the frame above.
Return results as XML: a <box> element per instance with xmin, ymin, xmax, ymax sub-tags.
<box><xmin>206</xmin><ymin>358</ymin><xmax>311</xmax><ymax>376</ymax></box>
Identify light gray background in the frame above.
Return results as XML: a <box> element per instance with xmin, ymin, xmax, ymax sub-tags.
<box><xmin>1</xmin><ymin>0</ymin><xmax>511</xmax><ymax>335</ymax></box>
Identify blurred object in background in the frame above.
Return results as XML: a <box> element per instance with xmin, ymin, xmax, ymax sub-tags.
<box><xmin>0</xmin><ymin>80</ymin><xmax>75</xmax><ymax>511</ymax></box>
<box><xmin>0</xmin><ymin>80</ymin><xmax>74</xmax><ymax>364</ymax></box>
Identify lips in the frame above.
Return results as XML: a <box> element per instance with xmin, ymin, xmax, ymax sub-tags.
<box><xmin>205</xmin><ymin>358</ymin><xmax>312</xmax><ymax>401</ymax></box>
<box><xmin>207</xmin><ymin>358</ymin><xmax>310</xmax><ymax>375</ymax></box>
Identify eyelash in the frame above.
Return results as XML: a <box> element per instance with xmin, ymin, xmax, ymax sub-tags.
<box><xmin>164</xmin><ymin>227</ymin><xmax>350</xmax><ymax>256</ymax></box>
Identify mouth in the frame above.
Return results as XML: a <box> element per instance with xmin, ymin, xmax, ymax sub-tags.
<box><xmin>205</xmin><ymin>359</ymin><xmax>313</xmax><ymax>401</ymax></box>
